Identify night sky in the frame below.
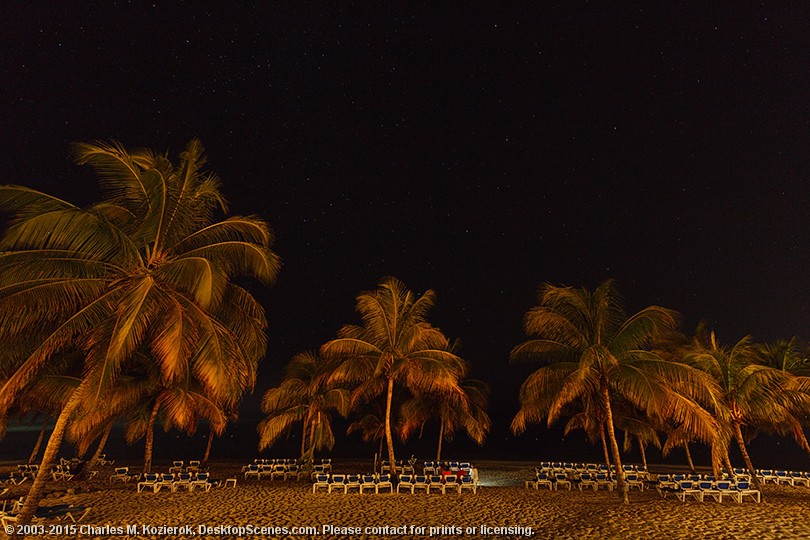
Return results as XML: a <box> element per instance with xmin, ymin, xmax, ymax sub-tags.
<box><xmin>3</xmin><ymin>3</ymin><xmax>810</xmax><ymax>461</ymax></box>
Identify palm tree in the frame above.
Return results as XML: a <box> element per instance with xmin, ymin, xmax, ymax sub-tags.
<box><xmin>399</xmin><ymin>379</ymin><xmax>491</xmax><ymax>462</ymax></box>
<box><xmin>682</xmin><ymin>332</ymin><xmax>797</xmax><ymax>487</ymax></box>
<box><xmin>0</xmin><ymin>140</ymin><xmax>278</xmax><ymax>524</ymax></box>
<box><xmin>258</xmin><ymin>351</ymin><xmax>350</xmax><ymax>461</ymax></box>
<box><xmin>754</xmin><ymin>338</ymin><xmax>810</xmax><ymax>456</ymax></box>
<box><xmin>510</xmin><ymin>280</ymin><xmax>716</xmax><ymax>503</ymax></box>
<box><xmin>321</xmin><ymin>277</ymin><xmax>465</xmax><ymax>475</ymax></box>
<box><xmin>346</xmin><ymin>400</ymin><xmax>388</xmax><ymax>462</ymax></box>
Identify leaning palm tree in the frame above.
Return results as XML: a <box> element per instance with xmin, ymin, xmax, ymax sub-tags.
<box><xmin>321</xmin><ymin>277</ymin><xmax>466</xmax><ymax>475</ymax></box>
<box><xmin>510</xmin><ymin>280</ymin><xmax>717</xmax><ymax>503</ymax></box>
<box><xmin>399</xmin><ymin>379</ymin><xmax>491</xmax><ymax>462</ymax></box>
<box><xmin>0</xmin><ymin>140</ymin><xmax>278</xmax><ymax>524</ymax></box>
<box><xmin>258</xmin><ymin>351</ymin><xmax>351</xmax><ymax>461</ymax></box>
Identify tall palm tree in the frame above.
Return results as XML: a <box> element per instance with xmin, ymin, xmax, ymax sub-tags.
<box><xmin>682</xmin><ymin>332</ymin><xmax>797</xmax><ymax>487</ymax></box>
<box><xmin>510</xmin><ymin>280</ymin><xmax>716</xmax><ymax>503</ymax></box>
<box><xmin>0</xmin><ymin>140</ymin><xmax>278</xmax><ymax>524</ymax></box>
<box><xmin>258</xmin><ymin>351</ymin><xmax>350</xmax><ymax>460</ymax></box>
<box><xmin>399</xmin><ymin>379</ymin><xmax>491</xmax><ymax>462</ymax></box>
<box><xmin>321</xmin><ymin>277</ymin><xmax>465</xmax><ymax>475</ymax></box>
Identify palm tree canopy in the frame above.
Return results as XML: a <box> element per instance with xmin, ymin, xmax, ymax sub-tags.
<box><xmin>322</xmin><ymin>277</ymin><xmax>466</xmax><ymax>396</ymax></box>
<box><xmin>0</xmin><ymin>140</ymin><xmax>279</xmax><ymax>417</ymax></box>
<box><xmin>258</xmin><ymin>351</ymin><xmax>350</xmax><ymax>453</ymax></box>
<box><xmin>511</xmin><ymin>281</ymin><xmax>717</xmax><ymax>445</ymax></box>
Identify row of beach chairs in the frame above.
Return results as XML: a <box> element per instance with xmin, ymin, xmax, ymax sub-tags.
<box><xmin>311</xmin><ymin>473</ymin><xmax>478</xmax><ymax>494</ymax></box>
<box><xmin>397</xmin><ymin>473</ymin><xmax>478</xmax><ymax>494</ymax></box>
<box><xmin>526</xmin><ymin>471</ymin><xmax>638</xmax><ymax>491</ymax></box>
<box><xmin>313</xmin><ymin>473</ymin><xmax>394</xmax><ymax>494</ymax></box>
<box><xmin>243</xmin><ymin>463</ymin><xmax>307</xmax><ymax>481</ymax></box>
<box><xmin>538</xmin><ymin>462</ymin><xmax>651</xmax><ymax>480</ymax></box>
<box><xmin>755</xmin><ymin>469</ymin><xmax>810</xmax><ymax>486</ymax></box>
<box><xmin>136</xmin><ymin>471</ymin><xmax>217</xmax><ymax>493</ymax></box>
<box><xmin>657</xmin><ymin>478</ymin><xmax>761</xmax><ymax>503</ymax></box>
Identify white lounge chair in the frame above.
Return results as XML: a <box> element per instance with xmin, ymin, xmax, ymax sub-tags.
<box><xmin>427</xmin><ymin>475</ymin><xmax>445</xmax><ymax>494</ymax></box>
<box><xmin>137</xmin><ymin>473</ymin><xmax>161</xmax><ymax>493</ymax></box>
<box><xmin>458</xmin><ymin>474</ymin><xmax>477</xmax><ymax>494</ymax></box>
<box><xmin>675</xmin><ymin>480</ymin><xmax>703</xmax><ymax>502</ymax></box>
<box><xmin>733</xmin><ymin>481</ymin><xmax>761</xmax><ymax>503</ymax></box>
<box><xmin>397</xmin><ymin>474</ymin><xmax>414</xmax><ymax>494</ymax></box>
<box><xmin>190</xmin><ymin>472</ymin><xmax>213</xmax><ymax>492</ymax></box>
<box><xmin>328</xmin><ymin>474</ymin><xmax>346</xmax><ymax>494</ymax></box>
<box><xmin>312</xmin><ymin>474</ymin><xmax>330</xmax><ymax>493</ymax></box>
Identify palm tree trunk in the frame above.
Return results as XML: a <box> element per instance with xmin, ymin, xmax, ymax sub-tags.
<box><xmin>143</xmin><ymin>400</ymin><xmax>160</xmax><ymax>474</ymax></box>
<box><xmin>28</xmin><ymin>421</ymin><xmax>48</xmax><ymax>465</ymax></box>
<box><xmin>601</xmin><ymin>384</ymin><xmax>628</xmax><ymax>504</ymax></box>
<box><xmin>202</xmin><ymin>429</ymin><xmax>215</xmax><ymax>466</ymax></box>
<box><xmin>599</xmin><ymin>423</ymin><xmax>611</xmax><ymax>470</ymax></box>
<box><xmin>637</xmin><ymin>438</ymin><xmax>647</xmax><ymax>470</ymax></box>
<box><xmin>723</xmin><ymin>452</ymin><xmax>734</xmax><ymax>478</ymax></box>
<box><xmin>384</xmin><ymin>376</ymin><xmax>397</xmax><ymax>475</ymax></box>
<box><xmin>308</xmin><ymin>416</ymin><xmax>317</xmax><ymax>460</ymax></box>
<box><xmin>732</xmin><ymin>421</ymin><xmax>761</xmax><ymax>489</ymax></box>
<box><xmin>684</xmin><ymin>442</ymin><xmax>695</xmax><ymax>472</ymax></box>
<box><xmin>16</xmin><ymin>382</ymin><xmax>87</xmax><ymax>526</ymax></box>
<box><xmin>436</xmin><ymin>417</ymin><xmax>444</xmax><ymax>463</ymax></box>
<box><xmin>300</xmin><ymin>421</ymin><xmax>307</xmax><ymax>459</ymax></box>
<box><xmin>78</xmin><ymin>423</ymin><xmax>112</xmax><ymax>480</ymax></box>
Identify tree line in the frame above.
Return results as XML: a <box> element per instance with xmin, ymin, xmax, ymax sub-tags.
<box><xmin>1</xmin><ymin>141</ymin><xmax>808</xmax><ymax>527</ymax></box>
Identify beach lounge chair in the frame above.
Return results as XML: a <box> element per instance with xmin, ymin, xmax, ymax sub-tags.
<box><xmin>715</xmin><ymin>481</ymin><xmax>736</xmax><ymax>502</ymax></box>
<box><xmin>312</xmin><ymin>474</ymin><xmax>330</xmax><ymax>493</ymax></box>
<box><xmin>190</xmin><ymin>472</ymin><xmax>213</xmax><ymax>492</ymax></box>
<box><xmin>757</xmin><ymin>469</ymin><xmax>778</xmax><ymax>484</ymax></box>
<box><xmin>328</xmin><ymin>474</ymin><xmax>346</xmax><ymax>494</ymax></box>
<box><xmin>699</xmin><ymin>481</ymin><xmax>721</xmax><ymax>502</ymax></box>
<box><xmin>675</xmin><ymin>480</ymin><xmax>703</xmax><ymax>502</ymax></box>
<box><xmin>266</xmin><ymin>464</ymin><xmax>285</xmax><ymax>480</ymax></box>
<box><xmin>380</xmin><ymin>460</ymin><xmax>391</xmax><ymax>474</ymax></box>
<box><xmin>320</xmin><ymin>459</ymin><xmax>332</xmax><ymax>473</ymax></box>
<box><xmin>427</xmin><ymin>475</ymin><xmax>445</xmax><ymax>494</ymax></box>
<box><xmin>169</xmin><ymin>461</ymin><xmax>184</xmax><ymax>473</ymax></box>
<box><xmin>423</xmin><ymin>461</ymin><xmax>436</xmax><ymax>475</ymax></box>
<box><xmin>397</xmin><ymin>475</ymin><xmax>414</xmax><ymax>494</ymax></box>
<box><xmin>790</xmin><ymin>471</ymin><xmax>810</xmax><ymax>487</ymax></box>
<box><xmin>578</xmin><ymin>473</ymin><xmax>597</xmax><ymax>491</ymax></box>
<box><xmin>284</xmin><ymin>464</ymin><xmax>301</xmax><ymax>481</ymax></box>
<box><xmin>51</xmin><ymin>464</ymin><xmax>73</xmax><ymax>482</ymax></box>
<box><xmin>172</xmin><ymin>472</ymin><xmax>193</xmax><ymax>492</ymax></box>
<box><xmin>458</xmin><ymin>474</ymin><xmax>477</xmax><ymax>494</ymax></box>
<box><xmin>344</xmin><ymin>474</ymin><xmax>361</xmax><ymax>494</ymax></box>
<box><xmin>534</xmin><ymin>472</ymin><xmax>554</xmax><ymax>491</ymax></box>
<box><xmin>155</xmin><ymin>473</ymin><xmax>174</xmax><ymax>493</ymax></box>
<box><xmin>733</xmin><ymin>481</ymin><xmax>761</xmax><ymax>503</ymax></box>
<box><xmin>444</xmin><ymin>474</ymin><xmax>459</xmax><ymax>493</ymax></box>
<box><xmin>137</xmin><ymin>473</ymin><xmax>161</xmax><ymax>493</ymax></box>
<box><xmin>595</xmin><ymin>473</ymin><xmax>614</xmax><ymax>491</ymax></box>
<box><xmin>376</xmin><ymin>474</ymin><xmax>393</xmax><ymax>494</ymax></box>
<box><xmin>774</xmin><ymin>470</ymin><xmax>793</xmax><ymax>486</ymax></box>
<box><xmin>554</xmin><ymin>473</ymin><xmax>571</xmax><ymax>491</ymax></box>
<box><xmin>413</xmin><ymin>475</ymin><xmax>429</xmax><ymax>494</ymax></box>
<box><xmin>625</xmin><ymin>473</ymin><xmax>644</xmax><ymax>492</ymax></box>
<box><xmin>244</xmin><ymin>464</ymin><xmax>260</xmax><ymax>480</ymax></box>
<box><xmin>359</xmin><ymin>474</ymin><xmax>377</xmax><ymax>494</ymax></box>
<box><xmin>110</xmin><ymin>467</ymin><xmax>134</xmax><ymax>484</ymax></box>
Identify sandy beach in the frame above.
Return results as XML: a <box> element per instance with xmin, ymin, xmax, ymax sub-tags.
<box><xmin>2</xmin><ymin>460</ymin><xmax>810</xmax><ymax>539</ymax></box>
